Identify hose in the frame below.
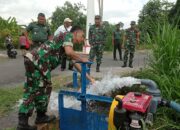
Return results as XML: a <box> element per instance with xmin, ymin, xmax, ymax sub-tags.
<box><xmin>140</xmin><ymin>79</ymin><xmax>161</xmax><ymax>99</ymax></box>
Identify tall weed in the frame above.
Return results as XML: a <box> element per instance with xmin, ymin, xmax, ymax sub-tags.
<box><xmin>146</xmin><ymin>21</ymin><xmax>180</xmax><ymax>100</ymax></box>
<box><xmin>147</xmin><ymin>22</ymin><xmax>180</xmax><ymax>77</ymax></box>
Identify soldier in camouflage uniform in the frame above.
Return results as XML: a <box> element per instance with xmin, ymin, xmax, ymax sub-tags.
<box><xmin>25</xmin><ymin>13</ymin><xmax>52</xmax><ymax>50</ymax></box>
<box><xmin>88</xmin><ymin>15</ymin><xmax>106</xmax><ymax>72</ymax></box>
<box><xmin>17</xmin><ymin>26</ymin><xmax>95</xmax><ymax>130</ymax></box>
<box><xmin>122</xmin><ymin>21</ymin><xmax>139</xmax><ymax>68</ymax></box>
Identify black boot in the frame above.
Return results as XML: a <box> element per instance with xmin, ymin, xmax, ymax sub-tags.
<box><xmin>17</xmin><ymin>113</ymin><xmax>37</xmax><ymax>130</ymax></box>
<box><xmin>121</xmin><ymin>62</ymin><xmax>127</xmax><ymax>67</ymax></box>
<box><xmin>96</xmin><ymin>64</ymin><xmax>100</xmax><ymax>72</ymax></box>
<box><xmin>129</xmin><ymin>62</ymin><xmax>133</xmax><ymax>68</ymax></box>
<box><xmin>35</xmin><ymin>111</ymin><xmax>56</xmax><ymax>124</ymax></box>
<box><xmin>114</xmin><ymin>58</ymin><xmax>117</xmax><ymax>61</ymax></box>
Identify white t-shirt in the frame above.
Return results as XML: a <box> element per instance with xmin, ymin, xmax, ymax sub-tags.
<box><xmin>54</xmin><ymin>25</ymin><xmax>72</xmax><ymax>36</ymax></box>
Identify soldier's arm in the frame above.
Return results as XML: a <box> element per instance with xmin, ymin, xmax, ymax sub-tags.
<box><xmin>122</xmin><ymin>30</ymin><xmax>128</xmax><ymax>48</ymax></box>
<box><xmin>41</xmin><ymin>61</ymin><xmax>52</xmax><ymax>85</ymax></box>
<box><xmin>88</xmin><ymin>26</ymin><xmax>93</xmax><ymax>45</ymax></box>
<box><xmin>25</xmin><ymin>23</ymin><xmax>33</xmax><ymax>44</ymax></box>
<box><xmin>64</xmin><ymin>45</ymin><xmax>95</xmax><ymax>83</ymax></box>
<box><xmin>47</xmin><ymin>25</ymin><xmax>53</xmax><ymax>41</ymax></box>
<box><xmin>74</xmin><ymin>63</ymin><xmax>95</xmax><ymax>83</ymax></box>
<box><xmin>63</xmin><ymin>33</ymin><xmax>95</xmax><ymax>83</ymax></box>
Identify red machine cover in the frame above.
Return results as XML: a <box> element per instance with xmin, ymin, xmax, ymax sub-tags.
<box><xmin>122</xmin><ymin>92</ymin><xmax>152</xmax><ymax>113</ymax></box>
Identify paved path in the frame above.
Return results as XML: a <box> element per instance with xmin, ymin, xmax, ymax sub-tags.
<box><xmin>0</xmin><ymin>49</ymin><xmax>150</xmax><ymax>87</ymax></box>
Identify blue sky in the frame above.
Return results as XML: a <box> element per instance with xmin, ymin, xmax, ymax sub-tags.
<box><xmin>0</xmin><ymin>0</ymin><xmax>176</xmax><ymax>28</ymax></box>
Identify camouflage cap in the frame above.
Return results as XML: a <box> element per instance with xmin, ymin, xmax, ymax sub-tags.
<box><xmin>130</xmin><ymin>21</ymin><xmax>136</xmax><ymax>25</ymax></box>
<box><xmin>95</xmin><ymin>15</ymin><xmax>101</xmax><ymax>19</ymax></box>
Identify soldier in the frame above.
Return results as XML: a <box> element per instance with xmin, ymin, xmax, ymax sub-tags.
<box><xmin>112</xmin><ymin>22</ymin><xmax>124</xmax><ymax>61</ymax></box>
<box><xmin>122</xmin><ymin>21</ymin><xmax>139</xmax><ymax>68</ymax></box>
<box><xmin>16</xmin><ymin>26</ymin><xmax>95</xmax><ymax>130</ymax></box>
<box><xmin>25</xmin><ymin>13</ymin><xmax>53</xmax><ymax>50</ymax></box>
<box><xmin>88</xmin><ymin>15</ymin><xmax>106</xmax><ymax>72</ymax></box>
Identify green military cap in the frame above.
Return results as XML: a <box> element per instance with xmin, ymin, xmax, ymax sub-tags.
<box><xmin>116</xmin><ymin>22</ymin><xmax>124</xmax><ymax>27</ymax></box>
<box><xmin>130</xmin><ymin>21</ymin><xmax>136</xmax><ymax>25</ymax></box>
<box><xmin>95</xmin><ymin>15</ymin><xmax>101</xmax><ymax>19</ymax></box>
<box><xmin>38</xmin><ymin>13</ymin><xmax>45</xmax><ymax>17</ymax></box>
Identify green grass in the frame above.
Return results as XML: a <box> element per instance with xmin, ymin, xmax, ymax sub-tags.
<box><xmin>3</xmin><ymin>128</ymin><xmax>16</xmax><ymax>130</ymax></box>
<box><xmin>136</xmin><ymin>43</ymin><xmax>153</xmax><ymax>50</ymax></box>
<box><xmin>0</xmin><ymin>85</ymin><xmax>22</xmax><ymax>116</ymax></box>
<box><xmin>148</xmin><ymin>22</ymin><xmax>180</xmax><ymax>76</ymax></box>
<box><xmin>0</xmin><ymin>75</ymin><xmax>73</xmax><ymax>117</ymax></box>
<box><xmin>147</xmin><ymin>21</ymin><xmax>180</xmax><ymax>101</ymax></box>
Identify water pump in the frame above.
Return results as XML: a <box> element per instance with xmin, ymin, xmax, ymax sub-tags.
<box><xmin>110</xmin><ymin>92</ymin><xmax>152</xmax><ymax>130</ymax></box>
<box><xmin>109</xmin><ymin>92</ymin><xmax>180</xmax><ymax>130</ymax></box>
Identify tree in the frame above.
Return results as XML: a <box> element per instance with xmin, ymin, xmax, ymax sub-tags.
<box><xmin>51</xmin><ymin>1</ymin><xmax>86</xmax><ymax>33</ymax></box>
<box><xmin>169</xmin><ymin>0</ymin><xmax>180</xmax><ymax>28</ymax></box>
<box><xmin>102</xmin><ymin>21</ymin><xmax>114</xmax><ymax>51</ymax></box>
<box><xmin>138</xmin><ymin>0</ymin><xmax>174</xmax><ymax>43</ymax></box>
<box><xmin>0</xmin><ymin>17</ymin><xmax>21</xmax><ymax>48</ymax></box>
<box><xmin>50</xmin><ymin>1</ymin><xmax>114</xmax><ymax>51</ymax></box>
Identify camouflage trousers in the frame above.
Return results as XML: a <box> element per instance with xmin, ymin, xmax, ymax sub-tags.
<box><xmin>89</xmin><ymin>44</ymin><xmax>104</xmax><ymax>65</ymax></box>
<box><xmin>123</xmin><ymin>45</ymin><xmax>135</xmax><ymax>65</ymax></box>
<box><xmin>19</xmin><ymin>57</ymin><xmax>52</xmax><ymax>116</ymax></box>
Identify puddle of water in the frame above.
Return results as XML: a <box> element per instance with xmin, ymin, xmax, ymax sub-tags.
<box><xmin>17</xmin><ymin>72</ymin><xmax>141</xmax><ymax>112</ymax></box>
<box><xmin>48</xmin><ymin>73</ymin><xmax>141</xmax><ymax>111</ymax></box>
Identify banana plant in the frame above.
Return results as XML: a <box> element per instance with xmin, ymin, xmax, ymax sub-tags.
<box><xmin>0</xmin><ymin>16</ymin><xmax>21</xmax><ymax>48</ymax></box>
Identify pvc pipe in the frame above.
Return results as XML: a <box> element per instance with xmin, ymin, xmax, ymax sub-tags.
<box><xmin>170</xmin><ymin>101</ymin><xmax>180</xmax><ymax>113</ymax></box>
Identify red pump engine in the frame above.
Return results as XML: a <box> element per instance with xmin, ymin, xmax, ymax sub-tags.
<box><xmin>113</xmin><ymin>92</ymin><xmax>153</xmax><ymax>130</ymax></box>
<box><xmin>122</xmin><ymin>92</ymin><xmax>152</xmax><ymax>113</ymax></box>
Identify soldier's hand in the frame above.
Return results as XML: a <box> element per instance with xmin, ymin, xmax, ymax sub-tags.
<box><xmin>89</xmin><ymin>77</ymin><xmax>95</xmax><ymax>84</ymax></box>
<box><xmin>81</xmin><ymin>58</ymin><xmax>89</xmax><ymax>63</ymax></box>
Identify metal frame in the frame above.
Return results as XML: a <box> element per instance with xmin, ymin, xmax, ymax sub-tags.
<box><xmin>59</xmin><ymin>62</ymin><xmax>113</xmax><ymax>130</ymax></box>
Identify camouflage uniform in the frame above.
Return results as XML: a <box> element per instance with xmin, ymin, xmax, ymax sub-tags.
<box><xmin>26</xmin><ymin>22</ymin><xmax>51</xmax><ymax>49</ymax></box>
<box><xmin>88</xmin><ymin>18</ymin><xmax>106</xmax><ymax>71</ymax></box>
<box><xmin>123</xmin><ymin>21</ymin><xmax>139</xmax><ymax>67</ymax></box>
<box><xmin>19</xmin><ymin>32</ymin><xmax>73</xmax><ymax>115</ymax></box>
